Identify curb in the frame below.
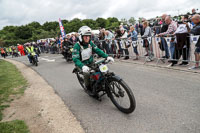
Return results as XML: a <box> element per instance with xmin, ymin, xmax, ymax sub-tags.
<box><xmin>115</xmin><ymin>58</ymin><xmax>200</xmax><ymax>74</ymax></box>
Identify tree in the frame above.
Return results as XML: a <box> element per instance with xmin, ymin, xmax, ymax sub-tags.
<box><xmin>27</xmin><ymin>21</ymin><xmax>41</xmax><ymax>29</ymax></box>
<box><xmin>64</xmin><ymin>18</ymin><xmax>83</xmax><ymax>33</ymax></box>
<box><xmin>0</xmin><ymin>17</ymin><xmax>130</xmax><ymax>46</ymax></box>
<box><xmin>128</xmin><ymin>17</ymin><xmax>136</xmax><ymax>25</ymax></box>
<box><xmin>62</xmin><ymin>19</ymin><xmax>69</xmax><ymax>25</ymax></box>
<box><xmin>106</xmin><ymin>17</ymin><xmax>119</xmax><ymax>28</ymax></box>
<box><xmin>82</xmin><ymin>19</ymin><xmax>96</xmax><ymax>29</ymax></box>
<box><xmin>120</xmin><ymin>18</ymin><xmax>128</xmax><ymax>25</ymax></box>
<box><xmin>15</xmin><ymin>26</ymin><xmax>32</xmax><ymax>40</ymax></box>
<box><xmin>0</xmin><ymin>38</ymin><xmax>5</xmax><ymax>47</ymax></box>
<box><xmin>96</xmin><ymin>18</ymin><xmax>107</xmax><ymax>28</ymax></box>
<box><xmin>42</xmin><ymin>21</ymin><xmax>59</xmax><ymax>32</ymax></box>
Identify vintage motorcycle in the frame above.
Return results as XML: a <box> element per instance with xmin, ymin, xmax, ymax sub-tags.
<box><xmin>73</xmin><ymin>58</ymin><xmax>136</xmax><ymax>114</ymax></box>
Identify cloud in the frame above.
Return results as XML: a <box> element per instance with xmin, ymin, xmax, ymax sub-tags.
<box><xmin>0</xmin><ymin>0</ymin><xmax>200</xmax><ymax>29</ymax></box>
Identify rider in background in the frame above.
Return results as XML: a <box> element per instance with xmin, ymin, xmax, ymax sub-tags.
<box><xmin>26</xmin><ymin>43</ymin><xmax>38</xmax><ymax>63</ymax></box>
<box><xmin>72</xmin><ymin>26</ymin><xmax>114</xmax><ymax>92</ymax></box>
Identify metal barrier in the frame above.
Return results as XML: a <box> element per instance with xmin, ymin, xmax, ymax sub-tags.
<box><xmin>97</xmin><ymin>35</ymin><xmax>200</xmax><ymax>66</ymax></box>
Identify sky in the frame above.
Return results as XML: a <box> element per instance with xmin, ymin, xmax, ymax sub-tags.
<box><xmin>0</xmin><ymin>0</ymin><xmax>200</xmax><ymax>29</ymax></box>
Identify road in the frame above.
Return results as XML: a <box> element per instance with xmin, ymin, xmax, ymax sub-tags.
<box><xmin>6</xmin><ymin>54</ymin><xmax>200</xmax><ymax>133</ymax></box>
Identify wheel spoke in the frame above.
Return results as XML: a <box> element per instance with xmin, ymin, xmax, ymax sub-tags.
<box><xmin>110</xmin><ymin>81</ymin><xmax>131</xmax><ymax>109</ymax></box>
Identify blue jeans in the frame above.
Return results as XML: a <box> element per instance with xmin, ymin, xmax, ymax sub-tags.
<box><xmin>170</xmin><ymin>41</ymin><xmax>175</xmax><ymax>59</ymax></box>
<box><xmin>161</xmin><ymin>37</ymin><xmax>169</xmax><ymax>58</ymax></box>
<box><xmin>132</xmin><ymin>45</ymin><xmax>139</xmax><ymax>55</ymax></box>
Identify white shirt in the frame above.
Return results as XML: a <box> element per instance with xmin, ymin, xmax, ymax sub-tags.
<box><xmin>175</xmin><ymin>22</ymin><xmax>193</xmax><ymax>34</ymax></box>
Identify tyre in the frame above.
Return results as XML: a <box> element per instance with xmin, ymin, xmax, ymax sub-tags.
<box><xmin>107</xmin><ymin>77</ymin><xmax>136</xmax><ymax>114</ymax></box>
<box><xmin>76</xmin><ymin>72</ymin><xmax>86</xmax><ymax>90</ymax></box>
<box><xmin>35</xmin><ymin>60</ymin><xmax>38</xmax><ymax>66</ymax></box>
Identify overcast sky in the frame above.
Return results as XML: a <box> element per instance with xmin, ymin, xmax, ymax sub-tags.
<box><xmin>0</xmin><ymin>0</ymin><xmax>200</xmax><ymax>29</ymax></box>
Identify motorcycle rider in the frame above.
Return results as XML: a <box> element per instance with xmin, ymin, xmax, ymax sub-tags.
<box><xmin>62</xmin><ymin>36</ymin><xmax>73</xmax><ymax>49</ymax></box>
<box><xmin>72</xmin><ymin>26</ymin><xmax>114</xmax><ymax>93</ymax></box>
<box><xmin>26</xmin><ymin>43</ymin><xmax>38</xmax><ymax>63</ymax></box>
<box><xmin>62</xmin><ymin>36</ymin><xmax>74</xmax><ymax>60</ymax></box>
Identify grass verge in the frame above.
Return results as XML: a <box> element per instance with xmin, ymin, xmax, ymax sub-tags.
<box><xmin>0</xmin><ymin>59</ymin><xmax>29</xmax><ymax>133</ymax></box>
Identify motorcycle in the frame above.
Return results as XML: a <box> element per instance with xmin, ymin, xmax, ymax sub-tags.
<box><xmin>35</xmin><ymin>47</ymin><xmax>41</xmax><ymax>57</ymax></box>
<box><xmin>63</xmin><ymin>45</ymin><xmax>73</xmax><ymax>62</ymax></box>
<box><xmin>73</xmin><ymin>58</ymin><xmax>136</xmax><ymax>114</ymax></box>
<box><xmin>30</xmin><ymin>53</ymin><xmax>38</xmax><ymax>66</ymax></box>
<box><xmin>12</xmin><ymin>51</ymin><xmax>20</xmax><ymax>58</ymax></box>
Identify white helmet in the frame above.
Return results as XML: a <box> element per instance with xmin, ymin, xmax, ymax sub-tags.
<box><xmin>78</xmin><ymin>26</ymin><xmax>92</xmax><ymax>42</ymax></box>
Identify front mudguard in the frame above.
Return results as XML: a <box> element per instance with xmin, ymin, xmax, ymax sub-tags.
<box><xmin>105</xmin><ymin>74</ymin><xmax>122</xmax><ymax>97</ymax></box>
<box><xmin>72</xmin><ymin>67</ymin><xmax>83</xmax><ymax>74</ymax></box>
<box><xmin>107</xmin><ymin>73</ymin><xmax>122</xmax><ymax>82</ymax></box>
<box><xmin>72</xmin><ymin>67</ymin><xmax>79</xmax><ymax>73</ymax></box>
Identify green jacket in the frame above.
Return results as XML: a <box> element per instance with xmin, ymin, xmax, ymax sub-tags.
<box><xmin>72</xmin><ymin>41</ymin><xmax>108</xmax><ymax>69</ymax></box>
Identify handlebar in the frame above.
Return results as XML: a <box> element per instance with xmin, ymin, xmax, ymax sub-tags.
<box><xmin>94</xmin><ymin>58</ymin><xmax>111</xmax><ymax>65</ymax></box>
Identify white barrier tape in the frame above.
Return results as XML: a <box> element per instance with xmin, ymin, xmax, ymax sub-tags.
<box><xmin>190</xmin><ymin>36</ymin><xmax>200</xmax><ymax>44</ymax></box>
<box><xmin>165</xmin><ymin>37</ymin><xmax>172</xmax><ymax>45</ymax></box>
<box><xmin>147</xmin><ymin>37</ymin><xmax>152</xmax><ymax>44</ymax></box>
<box><xmin>155</xmin><ymin>37</ymin><xmax>160</xmax><ymax>43</ymax></box>
<box><xmin>132</xmin><ymin>41</ymin><xmax>137</xmax><ymax>47</ymax></box>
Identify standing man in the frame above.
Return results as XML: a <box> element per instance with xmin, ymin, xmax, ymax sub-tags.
<box><xmin>160</xmin><ymin>14</ymin><xmax>170</xmax><ymax>59</ymax></box>
<box><xmin>158</xmin><ymin>16</ymin><xmax>177</xmax><ymax>66</ymax></box>
<box><xmin>186</xmin><ymin>14</ymin><xmax>200</xmax><ymax>69</ymax></box>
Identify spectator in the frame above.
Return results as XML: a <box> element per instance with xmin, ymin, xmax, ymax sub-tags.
<box><xmin>159</xmin><ymin>16</ymin><xmax>177</xmax><ymax>64</ymax></box>
<box><xmin>170</xmin><ymin>15</ymin><xmax>193</xmax><ymax>66</ymax></box>
<box><xmin>115</xmin><ymin>27</ymin><xmax>123</xmax><ymax>58</ymax></box>
<box><xmin>120</xmin><ymin>28</ymin><xmax>129</xmax><ymax>60</ymax></box>
<box><xmin>191</xmin><ymin>8</ymin><xmax>197</xmax><ymax>26</ymax></box>
<box><xmin>70</xmin><ymin>34</ymin><xmax>78</xmax><ymax>44</ymax></box>
<box><xmin>104</xmin><ymin>30</ymin><xmax>115</xmax><ymax>55</ymax></box>
<box><xmin>192</xmin><ymin>9</ymin><xmax>197</xmax><ymax>16</ymax></box>
<box><xmin>186</xmin><ymin>14</ymin><xmax>200</xmax><ymax>69</ymax></box>
<box><xmin>142</xmin><ymin>21</ymin><xmax>153</xmax><ymax>58</ymax></box>
<box><xmin>159</xmin><ymin>14</ymin><xmax>170</xmax><ymax>59</ymax></box>
<box><xmin>99</xmin><ymin>28</ymin><xmax>106</xmax><ymax>52</ymax></box>
<box><xmin>128</xmin><ymin>26</ymin><xmax>139</xmax><ymax>60</ymax></box>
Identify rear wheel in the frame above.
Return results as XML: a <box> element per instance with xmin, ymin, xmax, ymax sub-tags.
<box><xmin>107</xmin><ymin>77</ymin><xmax>136</xmax><ymax>114</ymax></box>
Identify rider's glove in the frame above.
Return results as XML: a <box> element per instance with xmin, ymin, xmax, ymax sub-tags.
<box><xmin>82</xmin><ymin>65</ymin><xmax>90</xmax><ymax>73</ymax></box>
<box><xmin>106</xmin><ymin>57</ymin><xmax>114</xmax><ymax>62</ymax></box>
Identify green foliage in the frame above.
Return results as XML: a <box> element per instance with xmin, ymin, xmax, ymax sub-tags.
<box><xmin>0</xmin><ymin>17</ymin><xmax>122</xmax><ymax>46</ymax></box>
<box><xmin>42</xmin><ymin>21</ymin><xmax>59</xmax><ymax>31</ymax></box>
<box><xmin>129</xmin><ymin>17</ymin><xmax>136</xmax><ymax>25</ymax></box>
<box><xmin>0</xmin><ymin>120</ymin><xmax>29</xmax><ymax>133</ymax></box>
<box><xmin>64</xmin><ymin>18</ymin><xmax>83</xmax><ymax>33</ymax></box>
<box><xmin>121</xmin><ymin>18</ymin><xmax>128</xmax><ymax>25</ymax></box>
<box><xmin>96</xmin><ymin>17</ymin><xmax>107</xmax><ymax>28</ymax></box>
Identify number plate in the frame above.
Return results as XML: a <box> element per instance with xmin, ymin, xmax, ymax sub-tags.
<box><xmin>99</xmin><ymin>64</ymin><xmax>108</xmax><ymax>73</ymax></box>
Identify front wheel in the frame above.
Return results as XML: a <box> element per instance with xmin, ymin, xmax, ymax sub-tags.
<box><xmin>76</xmin><ymin>72</ymin><xmax>86</xmax><ymax>91</ymax></box>
<box><xmin>107</xmin><ymin>77</ymin><xmax>136</xmax><ymax>114</ymax></box>
<box><xmin>32</xmin><ymin>56</ymin><xmax>38</xmax><ymax>66</ymax></box>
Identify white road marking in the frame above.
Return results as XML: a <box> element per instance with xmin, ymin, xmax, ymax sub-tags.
<box><xmin>39</xmin><ymin>57</ymin><xmax>55</xmax><ymax>62</ymax></box>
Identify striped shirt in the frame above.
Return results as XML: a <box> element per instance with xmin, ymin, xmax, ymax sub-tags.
<box><xmin>159</xmin><ymin>21</ymin><xmax>177</xmax><ymax>36</ymax></box>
